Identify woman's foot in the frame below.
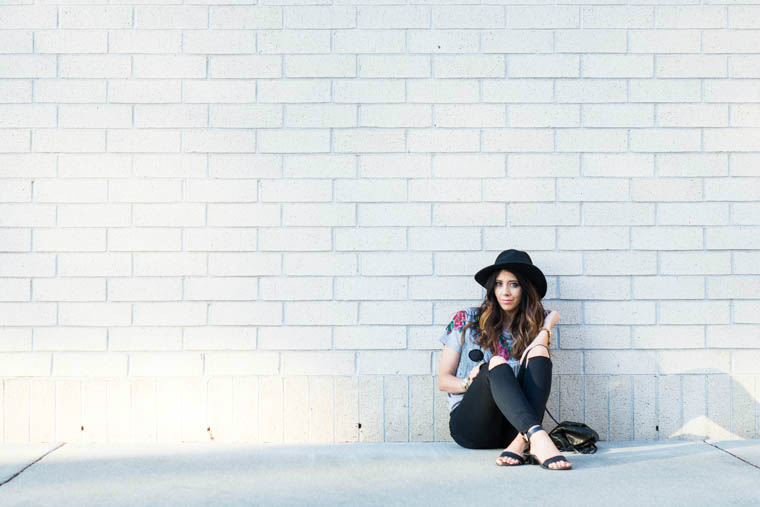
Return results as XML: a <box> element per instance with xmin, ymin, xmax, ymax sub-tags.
<box><xmin>495</xmin><ymin>433</ymin><xmax>528</xmax><ymax>465</ymax></box>
<box><xmin>525</xmin><ymin>426</ymin><xmax>571</xmax><ymax>470</ymax></box>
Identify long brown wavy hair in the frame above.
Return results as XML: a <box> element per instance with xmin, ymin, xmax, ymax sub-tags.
<box><xmin>459</xmin><ymin>268</ymin><xmax>546</xmax><ymax>360</ymax></box>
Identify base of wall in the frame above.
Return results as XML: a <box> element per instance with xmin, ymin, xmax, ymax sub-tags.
<box><xmin>1</xmin><ymin>374</ymin><xmax>757</xmax><ymax>443</ymax></box>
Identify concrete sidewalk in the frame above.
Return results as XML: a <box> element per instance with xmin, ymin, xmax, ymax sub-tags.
<box><xmin>0</xmin><ymin>440</ymin><xmax>758</xmax><ymax>506</ymax></box>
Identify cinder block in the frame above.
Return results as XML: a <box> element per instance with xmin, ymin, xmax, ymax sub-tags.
<box><xmin>609</xmin><ymin>376</ymin><xmax>633</xmax><ymax>440</ymax></box>
<box><xmin>633</xmin><ymin>375</ymin><xmax>657</xmax><ymax>440</ymax></box>
<box><xmin>209</xmin><ymin>301</ymin><xmax>283</xmax><ymax>325</ymax></box>
<box><xmin>81</xmin><ymin>380</ymin><xmax>107</xmax><ymax>443</ymax></box>
<box><xmin>638</xmin><ymin>24</ymin><xmax>702</xmax><ymax>50</ymax></box>
<box><xmin>511</xmin><ymin>104</ymin><xmax>580</xmax><ymax>128</ymax></box>
<box><xmin>284</xmin><ymin>376</ymin><xmax>308</xmax><ymax>444</ymax></box>
<box><xmin>55</xmin><ymin>379</ymin><xmax>82</xmax><ymax>442</ymax></box>
<box><xmin>585</xmin><ymin>302</ymin><xmax>656</xmax><ymax>325</ymax></box>
<box><xmin>309</xmin><ymin>377</ymin><xmax>334</xmax><ymax>443</ymax></box>
<box><xmin>0</xmin><ymin>328</ymin><xmax>31</xmax><ymax>351</ymax></box>
<box><xmin>107</xmin><ymin>379</ymin><xmax>131</xmax><ymax>442</ymax></box>
<box><xmin>0</xmin><ymin>352</ymin><xmax>50</xmax><ymax>376</ymax></box>
<box><xmin>507</xmin><ymin>5</ymin><xmax>578</xmax><ymax>28</ymax></box>
<box><xmin>282</xmin><ymin>203</ymin><xmax>354</xmax><ymax>226</ymax></box>
<box><xmin>335</xmin><ymin>277</ymin><xmax>407</xmax><ymax>301</ymax></box>
<box><xmin>584</xmin><ymin>376</ymin><xmax>609</xmax><ymax>441</ymax></box>
<box><xmin>206</xmin><ymin>352</ymin><xmax>279</xmax><ymax>376</ymax></box>
<box><xmin>210</xmin><ymin>6</ymin><xmax>281</xmax><ymax>29</ymax></box>
<box><xmin>233</xmin><ymin>377</ymin><xmax>259</xmax><ymax>443</ymax></box>
<box><xmin>284</xmin><ymin>7</ymin><xmax>355</xmax><ymax>29</ymax></box>
<box><xmin>129</xmin><ymin>352</ymin><xmax>203</xmax><ymax>377</ymax></box>
<box><xmin>133</xmin><ymin>301</ymin><xmax>207</xmax><ymax>326</ymax></box>
<box><xmin>180</xmin><ymin>377</ymin><xmax>207</xmax><ymax>442</ymax></box>
<box><xmin>258</xmin><ymin>326</ymin><xmax>331</xmax><ymax>351</ymax></box>
<box><xmin>359</xmin><ymin>303</ymin><xmax>431</xmax><ymax>326</ymax></box>
<box><xmin>358</xmin><ymin>204</ymin><xmax>430</xmax><ymax>227</ymax></box>
<box><xmin>706</xmin><ymin>375</ymin><xmax>732</xmax><ymax>440</ymax></box>
<box><xmin>283</xmin><ymin>301</ymin><xmax>357</xmax><ymax>325</ymax></box>
<box><xmin>659</xmin><ymin>301</ymin><xmax>730</xmax><ymax>325</ymax></box>
<box><xmin>658</xmin><ymin>375</ymin><xmax>681</xmax><ymax>439</ymax></box>
<box><xmin>259</xmin><ymin>376</ymin><xmax>283</xmax><ymax>443</ymax></box>
<box><xmin>409</xmin><ymin>376</ymin><xmax>433</xmax><ymax>442</ymax></box>
<box><xmin>706</xmin><ymin>325</ymin><xmax>760</xmax><ymax>349</ymax></box>
<box><xmin>680</xmin><ymin>375</ymin><xmax>707</xmax><ymax>440</ymax></box>
<box><xmin>134</xmin><ymin>6</ymin><xmax>207</xmax><ymax>28</ymax></box>
<box><xmin>657</xmin><ymin>350</ymin><xmax>729</xmax><ymax>375</ymax></box>
<box><xmin>184</xmin><ymin>325</ymin><xmax>257</xmax><ymax>351</ymax></box>
<box><xmin>59</xmin><ymin>6</ymin><xmax>132</xmax><ymax>29</ymax></box>
<box><xmin>283</xmin><ymin>252</ymin><xmax>357</xmax><ymax>276</ymax></box>
<box><xmin>384</xmin><ymin>376</ymin><xmax>408</xmax><ymax>442</ymax></box>
<box><xmin>30</xmin><ymin>379</ymin><xmax>55</xmax><ymax>443</ymax></box>
<box><xmin>633</xmin><ymin>325</ymin><xmax>704</xmax><ymax>349</ymax></box>
<box><xmin>35</xmin><ymin>327</ymin><xmax>106</xmax><ymax>351</ymax></box>
<box><xmin>156</xmin><ymin>377</ymin><xmax>183</xmax><ymax>442</ymax></box>
<box><xmin>335</xmin><ymin>376</ymin><xmax>359</xmax><ymax>443</ymax></box>
<box><xmin>283</xmin><ymin>351</ymin><xmax>354</xmax><ymax>376</ymax></box>
<box><xmin>582</xmin><ymin>6</ymin><xmax>653</xmax><ymax>29</ymax></box>
<box><xmin>183</xmin><ymin>228</ymin><xmax>258</xmax><ymax>252</ymax></box>
<box><xmin>185</xmin><ymin>277</ymin><xmax>258</xmax><ymax>301</ymax></box>
<box><xmin>433</xmin><ymin>388</ymin><xmax>453</xmax><ymax>442</ymax></box>
<box><xmin>334</xmin><ymin>326</ymin><xmax>405</xmax><ymax>350</ymax></box>
<box><xmin>131</xmin><ymin>378</ymin><xmax>157</xmax><ymax>442</ymax></box>
<box><xmin>559</xmin><ymin>375</ymin><xmax>583</xmax><ymax>423</ymax></box>
<box><xmin>359</xmin><ymin>376</ymin><xmax>383</xmax><ymax>442</ymax></box>
<box><xmin>4</xmin><ymin>379</ymin><xmax>30</xmax><ymax>443</ymax></box>
<box><xmin>33</xmin><ymin>278</ymin><xmax>106</xmax><ymax>301</ymax></box>
<box><xmin>109</xmin><ymin>278</ymin><xmax>182</xmax><ymax>303</ymax></box>
<box><xmin>260</xmin><ymin>30</ymin><xmax>329</xmax><ymax>54</ymax></box>
<box><xmin>109</xmin><ymin>31</ymin><xmax>180</xmax><ymax>54</ymax></box>
<box><xmin>733</xmin><ymin>375</ymin><xmax>757</xmax><ymax>439</ymax></box>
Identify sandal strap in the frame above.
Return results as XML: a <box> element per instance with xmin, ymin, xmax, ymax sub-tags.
<box><xmin>542</xmin><ymin>455</ymin><xmax>569</xmax><ymax>466</ymax></box>
<box><xmin>498</xmin><ymin>451</ymin><xmax>525</xmax><ymax>463</ymax></box>
<box><xmin>524</xmin><ymin>425</ymin><xmax>544</xmax><ymax>441</ymax></box>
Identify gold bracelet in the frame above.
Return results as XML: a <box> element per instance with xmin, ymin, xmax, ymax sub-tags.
<box><xmin>540</xmin><ymin>327</ymin><xmax>552</xmax><ymax>343</ymax></box>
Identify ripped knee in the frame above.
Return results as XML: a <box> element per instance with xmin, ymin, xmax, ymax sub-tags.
<box><xmin>488</xmin><ymin>355</ymin><xmax>507</xmax><ymax>370</ymax></box>
<box><xmin>527</xmin><ymin>346</ymin><xmax>550</xmax><ymax>359</ymax></box>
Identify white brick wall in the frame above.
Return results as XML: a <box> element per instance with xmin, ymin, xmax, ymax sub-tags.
<box><xmin>1</xmin><ymin>1</ymin><xmax>759</xmax><ymax>444</ymax></box>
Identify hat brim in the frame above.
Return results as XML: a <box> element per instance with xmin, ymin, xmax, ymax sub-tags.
<box><xmin>474</xmin><ymin>262</ymin><xmax>547</xmax><ymax>299</ymax></box>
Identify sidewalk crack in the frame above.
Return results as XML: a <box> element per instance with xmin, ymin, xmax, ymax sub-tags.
<box><xmin>0</xmin><ymin>442</ymin><xmax>67</xmax><ymax>487</ymax></box>
<box><xmin>703</xmin><ymin>440</ymin><xmax>760</xmax><ymax>470</ymax></box>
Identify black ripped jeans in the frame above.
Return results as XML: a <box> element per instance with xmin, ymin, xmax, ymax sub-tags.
<box><xmin>449</xmin><ymin>355</ymin><xmax>553</xmax><ymax>449</ymax></box>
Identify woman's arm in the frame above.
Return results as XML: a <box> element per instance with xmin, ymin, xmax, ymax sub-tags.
<box><xmin>519</xmin><ymin>310</ymin><xmax>561</xmax><ymax>363</ymax></box>
<box><xmin>437</xmin><ymin>345</ymin><xmax>467</xmax><ymax>394</ymax></box>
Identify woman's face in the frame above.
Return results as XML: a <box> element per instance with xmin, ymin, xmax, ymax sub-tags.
<box><xmin>494</xmin><ymin>269</ymin><xmax>522</xmax><ymax>315</ymax></box>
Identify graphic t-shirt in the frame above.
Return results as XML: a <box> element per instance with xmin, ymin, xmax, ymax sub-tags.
<box><xmin>438</xmin><ymin>306</ymin><xmax>549</xmax><ymax>413</ymax></box>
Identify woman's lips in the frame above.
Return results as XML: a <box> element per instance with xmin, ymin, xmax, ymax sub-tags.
<box><xmin>501</xmin><ymin>300</ymin><xmax>513</xmax><ymax>303</ymax></box>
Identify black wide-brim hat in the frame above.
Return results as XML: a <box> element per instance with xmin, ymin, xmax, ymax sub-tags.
<box><xmin>474</xmin><ymin>249</ymin><xmax>547</xmax><ymax>299</ymax></box>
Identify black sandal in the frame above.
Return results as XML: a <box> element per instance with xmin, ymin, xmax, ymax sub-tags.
<box><xmin>523</xmin><ymin>425</ymin><xmax>572</xmax><ymax>470</ymax></box>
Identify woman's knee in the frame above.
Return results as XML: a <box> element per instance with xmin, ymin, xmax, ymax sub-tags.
<box><xmin>527</xmin><ymin>346</ymin><xmax>550</xmax><ymax>360</ymax></box>
<box><xmin>488</xmin><ymin>355</ymin><xmax>507</xmax><ymax>370</ymax></box>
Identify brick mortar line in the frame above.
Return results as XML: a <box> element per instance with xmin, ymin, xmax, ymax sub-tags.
<box><xmin>0</xmin><ymin>442</ymin><xmax>67</xmax><ymax>487</ymax></box>
<box><xmin>704</xmin><ymin>440</ymin><xmax>760</xmax><ymax>470</ymax></box>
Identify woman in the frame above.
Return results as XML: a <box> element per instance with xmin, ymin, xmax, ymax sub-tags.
<box><xmin>437</xmin><ymin>249</ymin><xmax>572</xmax><ymax>470</ymax></box>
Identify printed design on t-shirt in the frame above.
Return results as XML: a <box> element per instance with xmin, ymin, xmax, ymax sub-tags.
<box><xmin>495</xmin><ymin>334</ymin><xmax>512</xmax><ymax>360</ymax></box>
<box><xmin>444</xmin><ymin>310</ymin><xmax>468</xmax><ymax>335</ymax></box>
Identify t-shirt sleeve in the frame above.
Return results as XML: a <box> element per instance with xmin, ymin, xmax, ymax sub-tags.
<box><xmin>439</xmin><ymin>309</ymin><xmax>469</xmax><ymax>353</ymax></box>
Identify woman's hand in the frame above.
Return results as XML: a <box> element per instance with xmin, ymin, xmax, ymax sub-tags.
<box><xmin>467</xmin><ymin>362</ymin><xmax>483</xmax><ymax>381</ymax></box>
<box><xmin>543</xmin><ymin>310</ymin><xmax>560</xmax><ymax>330</ymax></box>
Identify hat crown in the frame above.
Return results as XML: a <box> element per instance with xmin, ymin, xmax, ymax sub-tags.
<box><xmin>494</xmin><ymin>249</ymin><xmax>533</xmax><ymax>266</ymax></box>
